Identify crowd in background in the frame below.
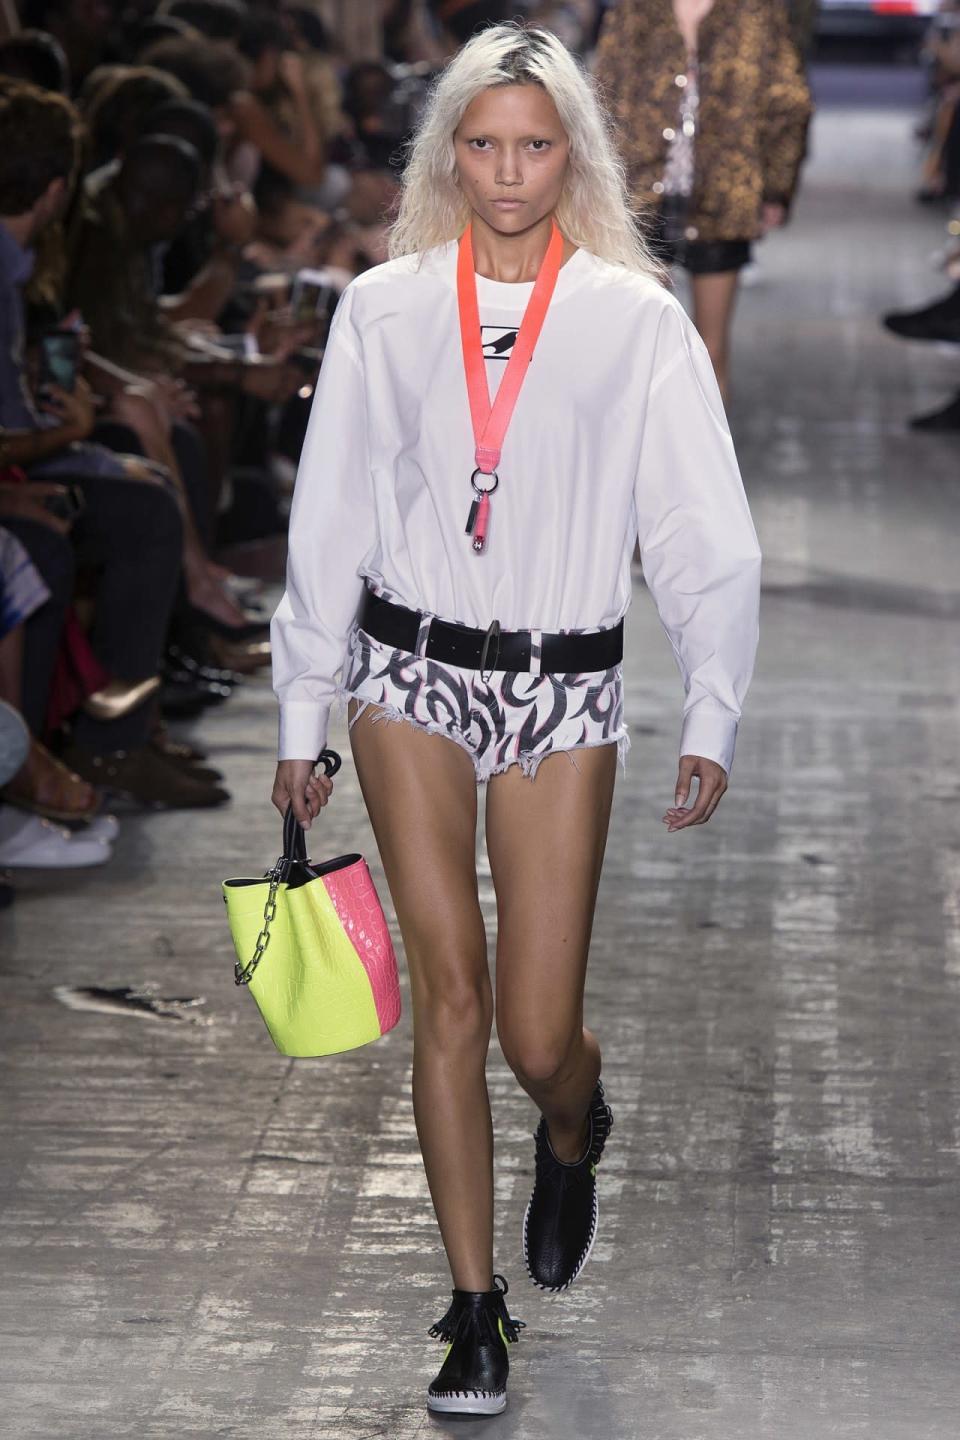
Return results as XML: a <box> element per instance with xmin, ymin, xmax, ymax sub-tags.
<box><xmin>0</xmin><ymin>0</ymin><xmax>953</xmax><ymax>895</ymax></box>
<box><xmin>0</xmin><ymin>0</ymin><xmax>521</xmax><ymax>883</ymax></box>
<box><xmin>884</xmin><ymin>1</ymin><xmax>960</xmax><ymax>429</ymax></box>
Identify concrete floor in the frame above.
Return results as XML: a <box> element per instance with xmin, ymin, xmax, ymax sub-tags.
<box><xmin>3</xmin><ymin>70</ymin><xmax>960</xmax><ymax>1440</ymax></box>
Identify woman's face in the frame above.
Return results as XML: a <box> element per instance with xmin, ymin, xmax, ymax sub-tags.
<box><xmin>453</xmin><ymin>83</ymin><xmax>570</xmax><ymax>236</ymax></box>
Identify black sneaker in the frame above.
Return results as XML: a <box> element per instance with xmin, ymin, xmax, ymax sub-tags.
<box><xmin>882</xmin><ymin>286</ymin><xmax>960</xmax><ymax>343</ymax></box>
<box><xmin>910</xmin><ymin>391</ymin><xmax>960</xmax><ymax>431</ymax></box>
<box><xmin>522</xmin><ymin>1079</ymin><xmax>614</xmax><ymax>1292</ymax></box>
<box><xmin>426</xmin><ymin>1272</ymin><xmax>525</xmax><ymax>1416</ymax></box>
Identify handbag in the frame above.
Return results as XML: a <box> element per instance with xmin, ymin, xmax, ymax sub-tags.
<box><xmin>222</xmin><ymin>748</ymin><xmax>401</xmax><ymax>1057</ymax></box>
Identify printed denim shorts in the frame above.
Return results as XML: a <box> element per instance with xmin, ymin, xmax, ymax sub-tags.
<box><xmin>337</xmin><ymin>619</ymin><xmax>630</xmax><ymax>784</ymax></box>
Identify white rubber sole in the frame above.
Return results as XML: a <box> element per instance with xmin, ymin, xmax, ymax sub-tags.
<box><xmin>427</xmin><ymin>1390</ymin><xmax>507</xmax><ymax>1415</ymax></box>
<box><xmin>521</xmin><ymin>1188</ymin><xmax>599</xmax><ymax>1293</ymax></box>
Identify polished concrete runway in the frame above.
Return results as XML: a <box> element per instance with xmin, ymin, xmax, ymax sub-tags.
<box><xmin>3</xmin><ymin>69</ymin><xmax>960</xmax><ymax>1440</ymax></box>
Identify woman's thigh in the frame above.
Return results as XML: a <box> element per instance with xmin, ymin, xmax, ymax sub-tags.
<box><xmin>485</xmin><ymin>744</ymin><xmax>618</xmax><ymax>1059</ymax></box>
<box><xmin>690</xmin><ymin>269</ymin><xmax>741</xmax><ymax>350</ymax></box>
<box><xmin>348</xmin><ymin>700</ymin><xmax>490</xmax><ymax>1024</ymax></box>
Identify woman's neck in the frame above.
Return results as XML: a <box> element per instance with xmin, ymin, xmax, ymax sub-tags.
<box><xmin>469</xmin><ymin>212</ymin><xmax>576</xmax><ymax>281</ymax></box>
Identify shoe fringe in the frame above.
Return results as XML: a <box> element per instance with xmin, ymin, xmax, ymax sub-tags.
<box><xmin>428</xmin><ymin>1274</ymin><xmax>526</xmax><ymax>1345</ymax></box>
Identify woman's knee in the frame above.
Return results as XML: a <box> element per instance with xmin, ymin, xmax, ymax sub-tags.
<box><xmin>497</xmin><ymin>1017</ymin><xmax>582</xmax><ymax>1089</ymax></box>
<box><xmin>409</xmin><ymin>952</ymin><xmax>493</xmax><ymax>1054</ymax></box>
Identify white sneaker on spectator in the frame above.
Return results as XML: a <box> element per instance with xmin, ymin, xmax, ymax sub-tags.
<box><xmin>0</xmin><ymin>701</ymin><xmax>30</xmax><ymax>788</ymax></box>
<box><xmin>0</xmin><ymin>806</ymin><xmax>112</xmax><ymax>868</ymax></box>
<box><xmin>64</xmin><ymin>813</ymin><xmax>120</xmax><ymax>844</ymax></box>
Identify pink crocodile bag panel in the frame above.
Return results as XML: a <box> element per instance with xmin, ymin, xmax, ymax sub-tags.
<box><xmin>323</xmin><ymin>860</ymin><xmax>401</xmax><ymax>1035</ymax></box>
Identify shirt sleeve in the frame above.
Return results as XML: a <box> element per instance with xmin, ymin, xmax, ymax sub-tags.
<box><xmin>633</xmin><ymin>301</ymin><xmax>762</xmax><ymax>776</ymax></box>
<box><xmin>270</xmin><ymin>285</ymin><xmax>375</xmax><ymax>760</ymax></box>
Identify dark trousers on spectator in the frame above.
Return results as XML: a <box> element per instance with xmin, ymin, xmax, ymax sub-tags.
<box><xmin>13</xmin><ymin>472</ymin><xmax>183</xmax><ymax>752</ymax></box>
<box><xmin>92</xmin><ymin>418</ymin><xmax>212</xmax><ymax>549</ymax></box>
<box><xmin>2</xmin><ymin>517</ymin><xmax>73</xmax><ymax>738</ymax></box>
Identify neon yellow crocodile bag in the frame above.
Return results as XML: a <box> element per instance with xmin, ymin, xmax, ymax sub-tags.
<box><xmin>223</xmin><ymin>750</ymin><xmax>401</xmax><ymax>1057</ymax></box>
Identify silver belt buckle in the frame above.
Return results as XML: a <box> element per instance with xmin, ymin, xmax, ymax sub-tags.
<box><xmin>479</xmin><ymin>619</ymin><xmax>501</xmax><ymax>683</ymax></box>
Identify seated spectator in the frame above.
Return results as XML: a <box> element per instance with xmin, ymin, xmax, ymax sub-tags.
<box><xmin>160</xmin><ymin>0</ymin><xmax>247</xmax><ymax>42</ymax></box>
<box><xmin>918</xmin><ymin>4</ymin><xmax>960</xmax><ymax>204</ymax></box>
<box><xmin>67</xmin><ymin>135</ymin><xmax>204</xmax><ymax>374</ymax></box>
<box><xmin>0</xmin><ymin>29</ymin><xmax>71</xmax><ymax>94</ymax></box>
<box><xmin>0</xmin><ymin>80</ymin><xmax>227</xmax><ymax>809</ymax></box>
<box><xmin>80</xmin><ymin>64</ymin><xmax>188</xmax><ymax>171</ymax></box>
<box><xmin>880</xmin><ymin>4</ymin><xmax>960</xmax><ymax>431</ymax></box>
<box><xmin>0</xmin><ymin>497</ymin><xmax>98</xmax><ymax>823</ymax></box>
<box><xmin>139</xmin><ymin>32</ymin><xmax>251</xmax><ymax>144</ymax></box>
<box><xmin>18</xmin><ymin>0</ymin><xmax>113</xmax><ymax>91</ymax></box>
<box><xmin>236</xmin><ymin>9</ymin><xmax>330</xmax><ymax>195</ymax></box>
<box><xmin>122</xmin><ymin>16</ymin><xmax>195</xmax><ymax>61</ymax></box>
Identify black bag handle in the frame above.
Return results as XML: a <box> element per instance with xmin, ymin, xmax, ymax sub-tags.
<box><xmin>281</xmin><ymin>748</ymin><xmax>342</xmax><ymax>864</ymax></box>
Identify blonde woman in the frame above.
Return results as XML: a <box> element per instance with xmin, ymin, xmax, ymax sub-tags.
<box><xmin>270</xmin><ymin>22</ymin><xmax>761</xmax><ymax>1417</ymax></box>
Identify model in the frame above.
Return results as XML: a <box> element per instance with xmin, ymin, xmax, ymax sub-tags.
<box><xmin>594</xmin><ymin>0</ymin><xmax>812</xmax><ymax>399</ymax></box>
<box><xmin>270</xmin><ymin>22</ymin><xmax>761</xmax><ymax>1419</ymax></box>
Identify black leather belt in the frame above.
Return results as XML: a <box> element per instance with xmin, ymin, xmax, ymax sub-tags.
<box><xmin>358</xmin><ymin>588</ymin><xmax>623</xmax><ymax>675</ymax></box>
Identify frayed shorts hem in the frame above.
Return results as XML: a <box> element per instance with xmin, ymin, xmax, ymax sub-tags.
<box><xmin>337</xmin><ymin>690</ymin><xmax>630</xmax><ymax>784</ymax></box>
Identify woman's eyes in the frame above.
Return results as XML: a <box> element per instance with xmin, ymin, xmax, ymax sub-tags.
<box><xmin>467</xmin><ymin>138</ymin><xmax>552</xmax><ymax>152</ymax></box>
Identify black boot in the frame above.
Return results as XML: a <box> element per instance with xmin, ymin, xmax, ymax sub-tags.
<box><xmin>910</xmin><ymin>390</ymin><xmax>960</xmax><ymax>431</ymax></box>
<box><xmin>426</xmin><ymin>1273</ymin><xmax>525</xmax><ymax>1416</ymax></box>
<box><xmin>883</xmin><ymin>286</ymin><xmax>960</xmax><ymax>343</ymax></box>
<box><xmin>523</xmin><ymin>1078</ymin><xmax>614</xmax><ymax>1292</ymax></box>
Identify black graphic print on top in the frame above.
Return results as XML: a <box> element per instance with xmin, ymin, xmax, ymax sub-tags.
<box><xmin>481</xmin><ymin>326</ymin><xmax>518</xmax><ymax>360</ymax></box>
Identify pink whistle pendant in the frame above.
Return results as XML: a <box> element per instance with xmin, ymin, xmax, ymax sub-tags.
<box><xmin>471</xmin><ymin>490</ymin><xmax>490</xmax><ymax>553</ymax></box>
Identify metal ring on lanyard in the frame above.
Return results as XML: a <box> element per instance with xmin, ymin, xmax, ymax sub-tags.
<box><xmin>470</xmin><ymin>467</ymin><xmax>500</xmax><ymax>496</ymax></box>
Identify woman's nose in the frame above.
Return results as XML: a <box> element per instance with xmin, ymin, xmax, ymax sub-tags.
<box><xmin>495</xmin><ymin>150</ymin><xmax>522</xmax><ymax>185</ymax></box>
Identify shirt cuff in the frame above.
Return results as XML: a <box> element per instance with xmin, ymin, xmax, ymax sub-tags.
<box><xmin>679</xmin><ymin>703</ymin><xmax>739</xmax><ymax>777</ymax></box>
<box><xmin>278</xmin><ymin>701</ymin><xmax>330</xmax><ymax>761</ymax></box>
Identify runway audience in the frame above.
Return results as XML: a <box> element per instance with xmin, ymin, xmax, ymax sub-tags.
<box><xmin>883</xmin><ymin>1</ymin><xmax>960</xmax><ymax>430</ymax></box>
<box><xmin>0</xmin><ymin>0</ymin><xmax>460</xmax><ymax>882</ymax></box>
<box><xmin>0</xmin><ymin>0</ymin><xmax>654</xmax><ymax>886</ymax></box>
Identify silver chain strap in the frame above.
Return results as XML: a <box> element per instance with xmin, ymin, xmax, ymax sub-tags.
<box><xmin>234</xmin><ymin>861</ymin><xmax>284</xmax><ymax>985</ymax></box>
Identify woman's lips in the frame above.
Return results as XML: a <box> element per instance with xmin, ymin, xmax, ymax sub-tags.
<box><xmin>491</xmin><ymin>198</ymin><xmax>525</xmax><ymax>209</ymax></box>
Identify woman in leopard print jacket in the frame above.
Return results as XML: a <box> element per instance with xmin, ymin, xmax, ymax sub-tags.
<box><xmin>594</xmin><ymin>0</ymin><xmax>812</xmax><ymax>396</ymax></box>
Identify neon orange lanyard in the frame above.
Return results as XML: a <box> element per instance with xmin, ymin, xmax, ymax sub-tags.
<box><xmin>457</xmin><ymin>219</ymin><xmax>564</xmax><ymax>553</ymax></box>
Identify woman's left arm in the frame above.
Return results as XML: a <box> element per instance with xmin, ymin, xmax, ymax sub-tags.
<box><xmin>757</xmin><ymin>0</ymin><xmax>814</xmax><ymax>219</ymax></box>
<box><xmin>634</xmin><ymin>304</ymin><xmax>762</xmax><ymax>830</ymax></box>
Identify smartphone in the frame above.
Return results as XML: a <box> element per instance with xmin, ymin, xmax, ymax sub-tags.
<box><xmin>39</xmin><ymin>331</ymin><xmax>80</xmax><ymax>394</ymax></box>
<box><xmin>41</xmin><ymin>482</ymin><xmax>86</xmax><ymax>522</ymax></box>
<box><xmin>290</xmin><ymin>268</ymin><xmax>334</xmax><ymax>324</ymax></box>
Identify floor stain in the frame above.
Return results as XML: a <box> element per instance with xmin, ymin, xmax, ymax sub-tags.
<box><xmin>52</xmin><ymin>984</ymin><xmax>210</xmax><ymax>1024</ymax></box>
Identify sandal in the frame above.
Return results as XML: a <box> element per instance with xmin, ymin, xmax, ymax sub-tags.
<box><xmin>0</xmin><ymin>737</ymin><xmax>100</xmax><ymax>822</ymax></box>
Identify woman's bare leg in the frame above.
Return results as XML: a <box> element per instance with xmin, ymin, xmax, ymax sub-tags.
<box><xmin>485</xmin><ymin>745</ymin><xmax>618</xmax><ymax>1162</ymax></box>
<box><xmin>349</xmin><ymin>703</ymin><xmax>495</xmax><ymax>1292</ymax></box>
<box><xmin>691</xmin><ymin>268</ymin><xmax>741</xmax><ymax>404</ymax></box>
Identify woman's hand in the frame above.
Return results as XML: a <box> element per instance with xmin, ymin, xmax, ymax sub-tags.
<box><xmin>38</xmin><ymin>378</ymin><xmax>97</xmax><ymax>441</ymax></box>
<box><xmin>662</xmin><ymin>754</ymin><xmax>728</xmax><ymax>832</ymax></box>
<box><xmin>760</xmin><ymin>201</ymin><xmax>787</xmax><ymax>235</ymax></box>
<box><xmin>272</xmin><ymin>758</ymin><xmax>334</xmax><ymax>828</ymax></box>
<box><xmin>0</xmin><ymin>481</ymin><xmax>73</xmax><ymax>536</ymax></box>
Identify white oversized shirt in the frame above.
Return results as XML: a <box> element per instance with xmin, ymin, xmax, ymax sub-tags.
<box><xmin>271</xmin><ymin>240</ymin><xmax>762</xmax><ymax>773</ymax></box>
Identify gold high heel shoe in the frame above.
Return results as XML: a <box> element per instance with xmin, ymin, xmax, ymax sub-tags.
<box><xmin>81</xmin><ymin>675</ymin><xmax>161</xmax><ymax>721</ymax></box>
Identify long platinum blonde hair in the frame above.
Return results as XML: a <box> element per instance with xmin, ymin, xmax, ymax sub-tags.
<box><xmin>388</xmin><ymin>22</ymin><xmax>662</xmax><ymax>279</ymax></box>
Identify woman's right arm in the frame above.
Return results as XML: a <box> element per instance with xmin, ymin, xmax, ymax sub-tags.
<box><xmin>270</xmin><ymin>284</ymin><xmax>376</xmax><ymax>821</ymax></box>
